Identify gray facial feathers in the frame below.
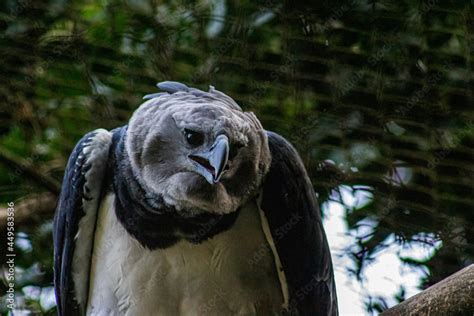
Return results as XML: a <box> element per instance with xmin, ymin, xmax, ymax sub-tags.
<box><xmin>125</xmin><ymin>81</ymin><xmax>271</xmax><ymax>215</ymax></box>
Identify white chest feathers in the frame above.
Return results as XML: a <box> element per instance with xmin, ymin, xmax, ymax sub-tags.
<box><xmin>86</xmin><ymin>194</ymin><xmax>285</xmax><ymax>316</ymax></box>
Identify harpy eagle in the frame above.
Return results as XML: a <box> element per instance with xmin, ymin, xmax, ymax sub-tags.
<box><xmin>53</xmin><ymin>81</ymin><xmax>338</xmax><ymax>315</ymax></box>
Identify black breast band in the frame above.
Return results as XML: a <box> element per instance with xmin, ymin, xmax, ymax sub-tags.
<box><xmin>110</xmin><ymin>127</ymin><xmax>240</xmax><ymax>250</ymax></box>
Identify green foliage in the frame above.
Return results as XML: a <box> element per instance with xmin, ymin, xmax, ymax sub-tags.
<box><xmin>0</xmin><ymin>0</ymin><xmax>472</xmax><ymax>313</ymax></box>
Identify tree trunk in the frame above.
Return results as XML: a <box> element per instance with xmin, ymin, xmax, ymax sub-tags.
<box><xmin>381</xmin><ymin>264</ymin><xmax>474</xmax><ymax>316</ymax></box>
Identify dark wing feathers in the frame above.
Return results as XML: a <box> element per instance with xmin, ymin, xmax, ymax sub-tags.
<box><xmin>53</xmin><ymin>114</ymin><xmax>336</xmax><ymax>315</ymax></box>
<box><xmin>261</xmin><ymin>131</ymin><xmax>338</xmax><ymax>316</ymax></box>
<box><xmin>53</xmin><ymin>129</ymin><xmax>113</xmax><ymax>316</ymax></box>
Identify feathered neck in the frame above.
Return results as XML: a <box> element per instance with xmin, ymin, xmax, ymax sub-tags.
<box><xmin>110</xmin><ymin>126</ymin><xmax>240</xmax><ymax>250</ymax></box>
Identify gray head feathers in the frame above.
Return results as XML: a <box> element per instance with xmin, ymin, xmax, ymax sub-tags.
<box><xmin>157</xmin><ymin>81</ymin><xmax>189</xmax><ymax>93</ymax></box>
<box><xmin>126</xmin><ymin>81</ymin><xmax>270</xmax><ymax>215</ymax></box>
<box><xmin>143</xmin><ymin>81</ymin><xmax>242</xmax><ymax>111</ymax></box>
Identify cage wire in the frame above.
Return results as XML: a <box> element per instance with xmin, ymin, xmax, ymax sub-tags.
<box><xmin>0</xmin><ymin>0</ymin><xmax>473</xmax><ymax>313</ymax></box>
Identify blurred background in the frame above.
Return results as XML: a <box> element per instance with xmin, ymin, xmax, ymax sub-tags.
<box><xmin>0</xmin><ymin>0</ymin><xmax>472</xmax><ymax>314</ymax></box>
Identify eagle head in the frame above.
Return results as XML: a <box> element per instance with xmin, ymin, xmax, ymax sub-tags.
<box><xmin>125</xmin><ymin>83</ymin><xmax>271</xmax><ymax>217</ymax></box>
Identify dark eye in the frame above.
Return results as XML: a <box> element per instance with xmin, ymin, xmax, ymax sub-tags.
<box><xmin>184</xmin><ymin>129</ymin><xmax>204</xmax><ymax>147</ymax></box>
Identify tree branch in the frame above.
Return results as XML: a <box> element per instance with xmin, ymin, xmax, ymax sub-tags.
<box><xmin>381</xmin><ymin>264</ymin><xmax>474</xmax><ymax>315</ymax></box>
<box><xmin>0</xmin><ymin>147</ymin><xmax>61</xmax><ymax>195</ymax></box>
<box><xmin>0</xmin><ymin>192</ymin><xmax>57</xmax><ymax>229</ymax></box>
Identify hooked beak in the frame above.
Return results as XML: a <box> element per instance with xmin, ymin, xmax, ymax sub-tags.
<box><xmin>189</xmin><ymin>135</ymin><xmax>229</xmax><ymax>184</ymax></box>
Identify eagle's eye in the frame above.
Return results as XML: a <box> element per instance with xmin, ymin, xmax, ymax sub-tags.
<box><xmin>184</xmin><ymin>128</ymin><xmax>204</xmax><ymax>147</ymax></box>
